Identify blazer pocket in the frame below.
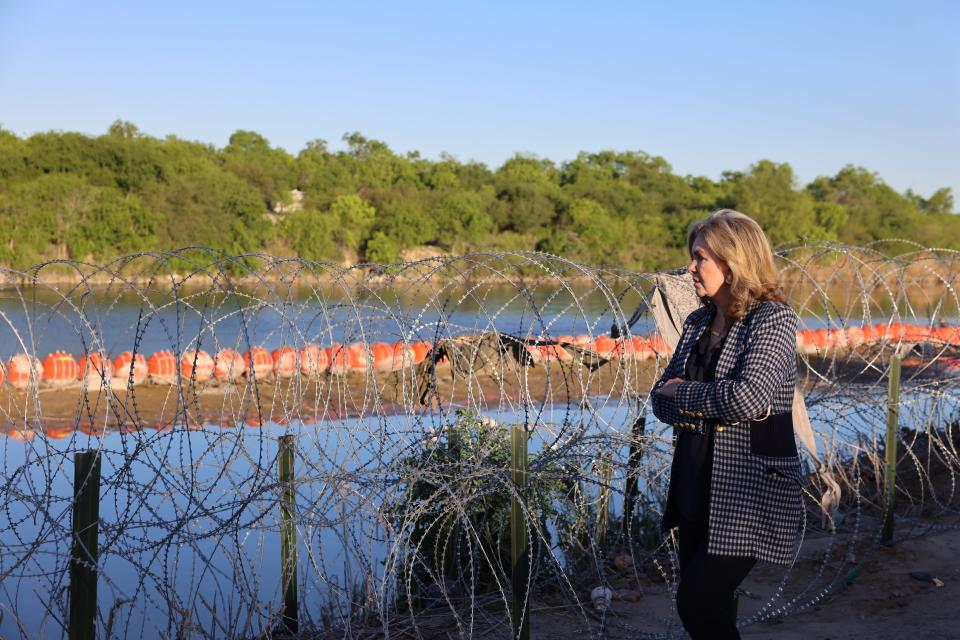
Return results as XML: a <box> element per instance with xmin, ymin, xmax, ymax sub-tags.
<box><xmin>750</xmin><ymin>411</ymin><xmax>798</xmax><ymax>458</ymax></box>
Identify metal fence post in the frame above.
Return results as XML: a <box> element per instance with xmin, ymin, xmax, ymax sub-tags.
<box><xmin>70</xmin><ymin>450</ymin><xmax>101</xmax><ymax>640</ymax></box>
<box><xmin>881</xmin><ymin>354</ymin><xmax>901</xmax><ymax>544</ymax></box>
<box><xmin>510</xmin><ymin>425</ymin><xmax>530</xmax><ymax>640</ymax></box>
<box><xmin>279</xmin><ymin>435</ymin><xmax>299</xmax><ymax>633</ymax></box>
<box><xmin>622</xmin><ymin>413</ymin><xmax>646</xmax><ymax>534</ymax></box>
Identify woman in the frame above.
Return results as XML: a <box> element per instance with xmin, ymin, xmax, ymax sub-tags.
<box><xmin>651</xmin><ymin>209</ymin><xmax>803</xmax><ymax>639</ymax></box>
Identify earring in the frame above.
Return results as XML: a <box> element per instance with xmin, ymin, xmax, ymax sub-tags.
<box><xmin>725</xmin><ymin>274</ymin><xmax>732</xmax><ymax>284</ymax></box>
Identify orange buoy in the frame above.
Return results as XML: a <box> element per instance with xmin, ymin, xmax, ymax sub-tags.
<box><xmin>181</xmin><ymin>349</ymin><xmax>214</xmax><ymax>383</ymax></box>
<box><xmin>44</xmin><ymin>425</ymin><xmax>75</xmax><ymax>440</ymax></box>
<box><xmin>0</xmin><ymin>360</ymin><xmax>5</xmax><ymax>385</ymax></box>
<box><xmin>860</xmin><ymin>325</ymin><xmax>880</xmax><ymax>344</ymax></box>
<box><xmin>271</xmin><ymin>347</ymin><xmax>298</xmax><ymax>378</ymax></box>
<box><xmin>539</xmin><ymin>343</ymin><xmax>573</xmax><ymax>363</ymax></box>
<box><xmin>370</xmin><ymin>342</ymin><xmax>395</xmax><ymax>371</ymax></box>
<box><xmin>937</xmin><ymin>326</ymin><xmax>960</xmax><ymax>345</ymax></box>
<box><xmin>214</xmin><ymin>348</ymin><xmax>244</xmax><ymax>382</ymax></box>
<box><xmin>872</xmin><ymin>323</ymin><xmax>888</xmax><ymax>341</ymax></box>
<box><xmin>648</xmin><ymin>335</ymin><xmax>672</xmax><ymax>357</ymax></box>
<box><xmin>8</xmin><ymin>354</ymin><xmax>43</xmax><ymax>389</ymax></box>
<box><xmin>410</xmin><ymin>341</ymin><xmax>432</xmax><ymax>364</ymax></box>
<box><xmin>7</xmin><ymin>429</ymin><xmax>35</xmax><ymax>442</ymax></box>
<box><xmin>148</xmin><ymin>350</ymin><xmax>178</xmax><ymax>384</ymax></box>
<box><xmin>346</xmin><ymin>342</ymin><xmax>370</xmax><ymax>371</ymax></box>
<box><xmin>794</xmin><ymin>329</ymin><xmax>807</xmax><ymax>354</ymax></box>
<box><xmin>243</xmin><ymin>347</ymin><xmax>273</xmax><ymax>379</ymax></box>
<box><xmin>79</xmin><ymin>353</ymin><xmax>112</xmax><ymax>389</ymax></box>
<box><xmin>829</xmin><ymin>328</ymin><xmax>846</xmax><ymax>350</ymax></box>
<box><xmin>391</xmin><ymin>342</ymin><xmax>416</xmax><ymax>369</ymax></box>
<box><xmin>615</xmin><ymin>336</ymin><xmax>644</xmax><ymax>361</ymax></box>
<box><xmin>845</xmin><ymin>326</ymin><xmax>866</xmax><ymax>348</ymax></box>
<box><xmin>522</xmin><ymin>342</ymin><xmax>544</xmax><ymax>364</ymax></box>
<box><xmin>889</xmin><ymin>322</ymin><xmax>905</xmax><ymax>341</ymax></box>
<box><xmin>812</xmin><ymin>328</ymin><xmax>829</xmax><ymax>350</ymax></box>
<box><xmin>43</xmin><ymin>351</ymin><xmax>80</xmax><ymax>387</ymax></box>
<box><xmin>903</xmin><ymin>324</ymin><xmax>931</xmax><ymax>343</ymax></box>
<box><xmin>629</xmin><ymin>336</ymin><xmax>653</xmax><ymax>360</ymax></box>
<box><xmin>573</xmin><ymin>335</ymin><xmax>593</xmax><ymax>347</ymax></box>
<box><xmin>112</xmin><ymin>351</ymin><xmax>148</xmax><ymax>385</ymax></box>
<box><xmin>326</xmin><ymin>343</ymin><xmax>350</xmax><ymax>374</ymax></box>
<box><xmin>299</xmin><ymin>344</ymin><xmax>328</xmax><ymax>376</ymax></box>
<box><xmin>594</xmin><ymin>335</ymin><xmax>618</xmax><ymax>357</ymax></box>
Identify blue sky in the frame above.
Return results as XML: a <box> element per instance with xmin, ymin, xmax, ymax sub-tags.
<box><xmin>1</xmin><ymin>1</ymin><xmax>957</xmax><ymax>200</ymax></box>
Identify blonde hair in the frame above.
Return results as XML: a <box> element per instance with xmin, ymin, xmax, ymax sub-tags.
<box><xmin>687</xmin><ymin>209</ymin><xmax>786</xmax><ymax>319</ymax></box>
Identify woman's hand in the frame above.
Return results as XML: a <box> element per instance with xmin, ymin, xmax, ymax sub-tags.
<box><xmin>656</xmin><ymin>377</ymin><xmax>684</xmax><ymax>398</ymax></box>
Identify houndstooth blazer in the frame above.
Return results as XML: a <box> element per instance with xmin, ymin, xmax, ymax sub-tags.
<box><xmin>651</xmin><ymin>300</ymin><xmax>804</xmax><ymax>565</ymax></box>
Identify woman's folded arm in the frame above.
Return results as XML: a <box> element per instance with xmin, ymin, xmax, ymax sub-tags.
<box><xmin>673</xmin><ymin>303</ymin><xmax>797</xmax><ymax>423</ymax></box>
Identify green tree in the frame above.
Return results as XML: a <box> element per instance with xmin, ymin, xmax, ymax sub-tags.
<box><xmin>329</xmin><ymin>193</ymin><xmax>376</xmax><ymax>252</ymax></box>
<box><xmin>365</xmin><ymin>231</ymin><xmax>402</xmax><ymax>264</ymax></box>
<box><xmin>223</xmin><ymin>130</ymin><xmax>297</xmax><ymax>208</ymax></box>
<box><xmin>494</xmin><ymin>155</ymin><xmax>563</xmax><ymax>233</ymax></box>
<box><xmin>725</xmin><ymin>160</ymin><xmax>821</xmax><ymax>244</ymax></box>
<box><xmin>282</xmin><ymin>209</ymin><xmax>339</xmax><ymax>261</ymax></box>
<box><xmin>431</xmin><ymin>190</ymin><xmax>494</xmax><ymax>250</ymax></box>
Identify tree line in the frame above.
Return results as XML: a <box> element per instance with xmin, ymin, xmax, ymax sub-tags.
<box><xmin>0</xmin><ymin>120</ymin><xmax>955</xmax><ymax>272</ymax></box>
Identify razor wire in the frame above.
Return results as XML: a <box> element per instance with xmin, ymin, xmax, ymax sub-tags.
<box><xmin>0</xmin><ymin>244</ymin><xmax>958</xmax><ymax>639</ymax></box>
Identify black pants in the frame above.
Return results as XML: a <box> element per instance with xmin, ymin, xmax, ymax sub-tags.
<box><xmin>676</xmin><ymin>517</ymin><xmax>756</xmax><ymax>640</ymax></box>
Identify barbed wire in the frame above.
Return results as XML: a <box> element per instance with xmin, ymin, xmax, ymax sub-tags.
<box><xmin>0</xmin><ymin>244</ymin><xmax>958</xmax><ymax>638</ymax></box>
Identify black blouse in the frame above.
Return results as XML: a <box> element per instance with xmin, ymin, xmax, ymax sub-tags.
<box><xmin>669</xmin><ymin>308</ymin><xmax>727</xmax><ymax>523</ymax></box>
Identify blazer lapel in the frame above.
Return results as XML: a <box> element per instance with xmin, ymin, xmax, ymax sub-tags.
<box><xmin>715</xmin><ymin>317</ymin><xmax>747</xmax><ymax>379</ymax></box>
<box><xmin>675</xmin><ymin>308</ymin><xmax>712</xmax><ymax>369</ymax></box>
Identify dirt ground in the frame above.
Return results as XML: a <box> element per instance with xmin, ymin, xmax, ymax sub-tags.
<box><xmin>525</xmin><ymin>523</ymin><xmax>960</xmax><ymax>640</ymax></box>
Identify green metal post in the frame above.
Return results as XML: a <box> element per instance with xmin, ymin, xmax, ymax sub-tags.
<box><xmin>279</xmin><ymin>435</ymin><xmax>298</xmax><ymax>633</ymax></box>
<box><xmin>881</xmin><ymin>355</ymin><xmax>901</xmax><ymax>544</ymax></box>
<box><xmin>622</xmin><ymin>414</ymin><xmax>646</xmax><ymax>535</ymax></box>
<box><xmin>70</xmin><ymin>450</ymin><xmax>101</xmax><ymax>640</ymax></box>
<box><xmin>510</xmin><ymin>425</ymin><xmax>530</xmax><ymax>640</ymax></box>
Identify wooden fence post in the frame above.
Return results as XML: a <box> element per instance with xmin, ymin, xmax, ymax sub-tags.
<box><xmin>70</xmin><ymin>450</ymin><xmax>101</xmax><ymax>640</ymax></box>
<box><xmin>881</xmin><ymin>354</ymin><xmax>901</xmax><ymax>544</ymax></box>
<box><xmin>510</xmin><ymin>425</ymin><xmax>530</xmax><ymax>640</ymax></box>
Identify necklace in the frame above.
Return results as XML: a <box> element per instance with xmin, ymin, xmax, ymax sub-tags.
<box><xmin>709</xmin><ymin>313</ymin><xmax>732</xmax><ymax>338</ymax></box>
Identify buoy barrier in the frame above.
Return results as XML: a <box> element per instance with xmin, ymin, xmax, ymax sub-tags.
<box><xmin>370</xmin><ymin>342</ymin><xmax>394</xmax><ymax>371</ymax></box>
<box><xmin>112</xmin><ymin>351</ymin><xmax>148</xmax><ymax>386</ymax></box>
<box><xmin>181</xmin><ymin>350</ymin><xmax>214</xmax><ymax>383</ymax></box>
<box><xmin>214</xmin><ymin>349</ymin><xmax>244</xmax><ymax>382</ymax></box>
<box><xmin>2</xmin><ymin>322</ymin><xmax>957</xmax><ymax>395</ymax></box>
<box><xmin>272</xmin><ymin>347</ymin><xmax>297</xmax><ymax>379</ymax></box>
<box><xmin>43</xmin><ymin>351</ymin><xmax>80</xmax><ymax>387</ymax></box>
<box><xmin>325</xmin><ymin>343</ymin><xmax>350</xmax><ymax>375</ymax></box>
<box><xmin>78</xmin><ymin>353</ymin><xmax>111</xmax><ymax>390</ymax></box>
<box><xmin>410</xmin><ymin>341</ymin><xmax>432</xmax><ymax>364</ymax></box>
<box><xmin>298</xmin><ymin>344</ymin><xmax>328</xmax><ymax>377</ymax></box>
<box><xmin>391</xmin><ymin>342</ymin><xmax>416</xmax><ymax>370</ymax></box>
<box><xmin>8</xmin><ymin>354</ymin><xmax>43</xmax><ymax>389</ymax></box>
<box><xmin>148</xmin><ymin>351</ymin><xmax>178</xmax><ymax>384</ymax></box>
<box><xmin>244</xmin><ymin>347</ymin><xmax>273</xmax><ymax>379</ymax></box>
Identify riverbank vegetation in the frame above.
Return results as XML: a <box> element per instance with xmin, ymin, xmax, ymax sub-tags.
<box><xmin>0</xmin><ymin>121</ymin><xmax>956</xmax><ymax>271</ymax></box>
